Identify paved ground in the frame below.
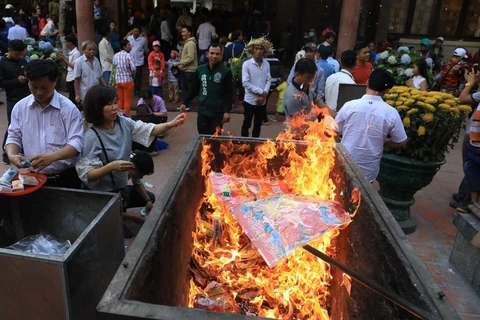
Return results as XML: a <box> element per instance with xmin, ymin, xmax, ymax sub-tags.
<box><xmin>0</xmin><ymin>89</ymin><xmax>479</xmax><ymax>319</ymax></box>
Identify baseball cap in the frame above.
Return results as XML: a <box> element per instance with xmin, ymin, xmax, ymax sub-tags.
<box><xmin>5</xmin><ymin>4</ymin><xmax>13</xmax><ymax>9</ymax></box>
<box><xmin>436</xmin><ymin>36</ymin><xmax>444</xmax><ymax>42</ymax></box>
<box><xmin>152</xmin><ymin>40</ymin><xmax>161</xmax><ymax>47</ymax></box>
<box><xmin>303</xmin><ymin>42</ymin><xmax>317</xmax><ymax>51</ymax></box>
<box><xmin>420</xmin><ymin>38</ymin><xmax>430</xmax><ymax>46</ymax></box>
<box><xmin>453</xmin><ymin>48</ymin><xmax>468</xmax><ymax>58</ymax></box>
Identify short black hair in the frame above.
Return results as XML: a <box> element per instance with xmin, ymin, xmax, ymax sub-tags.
<box><xmin>120</xmin><ymin>39</ymin><xmax>130</xmax><ymax>50</ymax></box>
<box><xmin>183</xmin><ymin>25</ymin><xmax>193</xmax><ymax>34</ymax></box>
<box><xmin>8</xmin><ymin>39</ymin><xmax>26</xmax><ymax>51</ymax></box>
<box><xmin>84</xmin><ymin>85</ymin><xmax>118</xmax><ymax>126</ymax></box>
<box><xmin>341</xmin><ymin>50</ymin><xmax>357</xmax><ymax>69</ymax></box>
<box><xmin>207</xmin><ymin>42</ymin><xmax>223</xmax><ymax>53</ymax></box>
<box><xmin>294</xmin><ymin>58</ymin><xmax>317</xmax><ymax>75</ymax></box>
<box><xmin>25</xmin><ymin>59</ymin><xmax>58</xmax><ymax>82</ymax></box>
<box><xmin>14</xmin><ymin>16</ymin><xmax>22</xmax><ymax>25</ymax></box>
<box><xmin>325</xmin><ymin>32</ymin><xmax>335</xmax><ymax>40</ymax></box>
<box><xmin>354</xmin><ymin>43</ymin><xmax>368</xmax><ymax>53</ymax></box>
<box><xmin>233</xmin><ymin>30</ymin><xmax>242</xmax><ymax>40</ymax></box>
<box><xmin>131</xmin><ymin>151</ymin><xmax>154</xmax><ymax>175</ymax></box>
<box><xmin>99</xmin><ymin>25</ymin><xmax>110</xmax><ymax>37</ymax></box>
<box><xmin>64</xmin><ymin>34</ymin><xmax>77</xmax><ymax>47</ymax></box>
<box><xmin>141</xmin><ymin>89</ymin><xmax>153</xmax><ymax>99</ymax></box>
<box><xmin>318</xmin><ymin>46</ymin><xmax>331</xmax><ymax>60</ymax></box>
<box><xmin>368</xmin><ymin>69</ymin><xmax>395</xmax><ymax>92</ymax></box>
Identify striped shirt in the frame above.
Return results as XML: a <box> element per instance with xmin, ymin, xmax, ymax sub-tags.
<box><xmin>470</xmin><ymin>104</ymin><xmax>480</xmax><ymax>147</ymax></box>
<box><xmin>113</xmin><ymin>50</ymin><xmax>136</xmax><ymax>84</ymax></box>
<box><xmin>6</xmin><ymin>91</ymin><xmax>84</xmax><ymax>175</ymax></box>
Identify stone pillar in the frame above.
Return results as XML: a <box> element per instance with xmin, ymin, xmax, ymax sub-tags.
<box><xmin>336</xmin><ymin>0</ymin><xmax>361</xmax><ymax>57</ymax></box>
<box><xmin>76</xmin><ymin>0</ymin><xmax>95</xmax><ymax>53</ymax></box>
<box><xmin>375</xmin><ymin>0</ymin><xmax>392</xmax><ymax>45</ymax></box>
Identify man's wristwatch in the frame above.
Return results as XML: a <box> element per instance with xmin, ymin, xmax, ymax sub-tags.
<box><xmin>465</xmin><ymin>83</ymin><xmax>473</xmax><ymax>87</ymax></box>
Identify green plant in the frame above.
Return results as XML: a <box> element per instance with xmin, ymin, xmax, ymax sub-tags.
<box><xmin>384</xmin><ymin>86</ymin><xmax>471</xmax><ymax>162</ymax></box>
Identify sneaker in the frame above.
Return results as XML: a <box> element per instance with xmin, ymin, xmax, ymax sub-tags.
<box><xmin>176</xmin><ymin>106</ymin><xmax>190</xmax><ymax>111</ymax></box>
<box><xmin>452</xmin><ymin>192</ymin><xmax>465</xmax><ymax>203</ymax></box>
<box><xmin>268</xmin><ymin>116</ymin><xmax>278</xmax><ymax>122</ymax></box>
<box><xmin>457</xmin><ymin>203</ymin><xmax>472</xmax><ymax>213</ymax></box>
<box><xmin>449</xmin><ymin>200</ymin><xmax>470</xmax><ymax>209</ymax></box>
<box><xmin>2</xmin><ymin>153</ymin><xmax>9</xmax><ymax>165</ymax></box>
<box><xmin>262</xmin><ymin>121</ymin><xmax>269</xmax><ymax>126</ymax></box>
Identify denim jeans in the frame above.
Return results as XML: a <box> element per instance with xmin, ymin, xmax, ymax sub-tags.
<box><xmin>103</xmin><ymin>71</ymin><xmax>111</xmax><ymax>86</ymax></box>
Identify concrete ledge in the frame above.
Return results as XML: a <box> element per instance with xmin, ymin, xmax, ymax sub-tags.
<box><xmin>450</xmin><ymin>211</ymin><xmax>480</xmax><ymax>297</ymax></box>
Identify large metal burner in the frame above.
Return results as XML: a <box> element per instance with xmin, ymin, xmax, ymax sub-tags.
<box><xmin>97</xmin><ymin>136</ymin><xmax>459</xmax><ymax>320</ymax></box>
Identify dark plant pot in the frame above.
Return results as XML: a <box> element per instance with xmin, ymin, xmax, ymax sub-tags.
<box><xmin>377</xmin><ymin>153</ymin><xmax>446</xmax><ymax>234</ymax></box>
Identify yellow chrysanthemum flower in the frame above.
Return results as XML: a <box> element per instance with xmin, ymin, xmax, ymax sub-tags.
<box><xmin>444</xmin><ymin>99</ymin><xmax>456</xmax><ymax>106</ymax></box>
<box><xmin>395</xmin><ymin>101</ymin><xmax>404</xmax><ymax>106</ymax></box>
<box><xmin>401</xmin><ymin>92</ymin><xmax>410</xmax><ymax>98</ymax></box>
<box><xmin>416</xmin><ymin>101</ymin><xmax>427</xmax><ymax>107</ymax></box>
<box><xmin>422</xmin><ymin>113</ymin><xmax>434</xmax><ymax>122</ymax></box>
<box><xmin>396</xmin><ymin>106</ymin><xmax>409</xmax><ymax>111</ymax></box>
<box><xmin>458</xmin><ymin>105</ymin><xmax>472</xmax><ymax>114</ymax></box>
<box><xmin>410</xmin><ymin>94</ymin><xmax>421</xmax><ymax>100</ymax></box>
<box><xmin>386</xmin><ymin>100</ymin><xmax>395</xmax><ymax>106</ymax></box>
<box><xmin>407</xmin><ymin>108</ymin><xmax>418</xmax><ymax>115</ymax></box>
<box><xmin>424</xmin><ymin>103</ymin><xmax>436</xmax><ymax>112</ymax></box>
<box><xmin>425</xmin><ymin>98</ymin><xmax>438</xmax><ymax>104</ymax></box>
<box><xmin>439</xmin><ymin>103</ymin><xmax>451</xmax><ymax>111</ymax></box>
<box><xmin>403</xmin><ymin>117</ymin><xmax>411</xmax><ymax>128</ymax></box>
<box><xmin>404</xmin><ymin>99</ymin><xmax>415</xmax><ymax>106</ymax></box>
<box><xmin>417</xmin><ymin>126</ymin><xmax>426</xmax><ymax>136</ymax></box>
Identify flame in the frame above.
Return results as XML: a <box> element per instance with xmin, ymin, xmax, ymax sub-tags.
<box><xmin>189</xmin><ymin>109</ymin><xmax>360</xmax><ymax>318</ymax></box>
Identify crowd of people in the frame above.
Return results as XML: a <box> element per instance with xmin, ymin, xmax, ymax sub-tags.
<box><xmin>0</xmin><ymin>1</ymin><xmax>479</xmax><ymax>232</ymax></box>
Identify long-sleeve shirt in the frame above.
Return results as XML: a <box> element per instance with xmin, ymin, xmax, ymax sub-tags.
<box><xmin>287</xmin><ymin>61</ymin><xmax>325</xmax><ymax>100</ymax></box>
<box><xmin>148</xmin><ymin>51</ymin><xmax>165</xmax><ymax>72</ymax></box>
<box><xmin>178</xmin><ymin>37</ymin><xmax>198</xmax><ymax>72</ymax></box>
<box><xmin>99</xmin><ymin>37</ymin><xmax>114</xmax><ymax>72</ymax></box>
<box><xmin>183</xmin><ymin>63</ymin><xmax>234</xmax><ymax>117</ymax></box>
<box><xmin>112</xmin><ymin>50</ymin><xmax>136</xmax><ymax>84</ymax></box>
<box><xmin>6</xmin><ymin>91</ymin><xmax>84</xmax><ymax>175</ymax></box>
<box><xmin>0</xmin><ymin>56</ymin><xmax>29</xmax><ymax>102</ymax></box>
<box><xmin>110</xmin><ymin>30</ymin><xmax>121</xmax><ymax>52</ymax></box>
<box><xmin>127</xmin><ymin>35</ymin><xmax>149</xmax><ymax>67</ymax></box>
<box><xmin>242</xmin><ymin>58</ymin><xmax>272</xmax><ymax>106</ymax></box>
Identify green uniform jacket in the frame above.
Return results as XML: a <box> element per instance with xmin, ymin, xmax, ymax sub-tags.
<box><xmin>183</xmin><ymin>62</ymin><xmax>234</xmax><ymax>117</ymax></box>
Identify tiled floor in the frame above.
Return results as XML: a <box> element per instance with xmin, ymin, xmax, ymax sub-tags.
<box><xmin>0</xmin><ymin>89</ymin><xmax>479</xmax><ymax>318</ymax></box>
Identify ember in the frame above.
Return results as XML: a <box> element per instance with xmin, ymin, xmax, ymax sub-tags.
<box><xmin>188</xmin><ymin>108</ymin><xmax>360</xmax><ymax>318</ymax></box>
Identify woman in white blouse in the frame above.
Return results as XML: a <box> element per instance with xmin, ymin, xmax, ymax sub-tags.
<box><xmin>406</xmin><ymin>59</ymin><xmax>428</xmax><ymax>91</ymax></box>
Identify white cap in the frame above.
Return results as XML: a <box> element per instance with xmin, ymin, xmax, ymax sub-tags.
<box><xmin>453</xmin><ymin>48</ymin><xmax>467</xmax><ymax>58</ymax></box>
<box><xmin>3</xmin><ymin>17</ymin><xmax>13</xmax><ymax>24</ymax></box>
<box><xmin>436</xmin><ymin>36</ymin><xmax>444</xmax><ymax>42</ymax></box>
<box><xmin>5</xmin><ymin>4</ymin><xmax>13</xmax><ymax>9</ymax></box>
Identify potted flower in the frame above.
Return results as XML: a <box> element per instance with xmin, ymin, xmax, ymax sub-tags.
<box><xmin>24</xmin><ymin>37</ymin><xmax>67</xmax><ymax>73</ymax></box>
<box><xmin>375</xmin><ymin>47</ymin><xmax>434</xmax><ymax>86</ymax></box>
<box><xmin>377</xmin><ymin>86</ymin><xmax>471</xmax><ymax>233</ymax></box>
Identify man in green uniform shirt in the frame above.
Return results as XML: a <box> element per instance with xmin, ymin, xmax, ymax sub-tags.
<box><xmin>180</xmin><ymin>43</ymin><xmax>234</xmax><ymax>134</ymax></box>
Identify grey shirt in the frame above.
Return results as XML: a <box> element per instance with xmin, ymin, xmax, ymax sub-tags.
<box><xmin>287</xmin><ymin>63</ymin><xmax>325</xmax><ymax>100</ymax></box>
<box><xmin>284</xmin><ymin>81</ymin><xmax>315</xmax><ymax>117</ymax></box>
<box><xmin>76</xmin><ymin>116</ymin><xmax>154</xmax><ymax>191</ymax></box>
<box><xmin>74</xmin><ymin>54</ymin><xmax>103</xmax><ymax>100</ymax></box>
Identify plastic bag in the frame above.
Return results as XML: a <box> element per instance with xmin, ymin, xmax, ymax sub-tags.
<box><xmin>6</xmin><ymin>233</ymin><xmax>71</xmax><ymax>256</ymax></box>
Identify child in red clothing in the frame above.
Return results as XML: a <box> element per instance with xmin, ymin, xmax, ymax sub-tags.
<box><xmin>148</xmin><ymin>40</ymin><xmax>165</xmax><ymax>74</ymax></box>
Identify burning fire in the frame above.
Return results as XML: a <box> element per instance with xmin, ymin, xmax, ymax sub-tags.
<box><xmin>189</xmin><ymin>107</ymin><xmax>360</xmax><ymax>318</ymax></box>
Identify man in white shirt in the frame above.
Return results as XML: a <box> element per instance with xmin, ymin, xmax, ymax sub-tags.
<box><xmin>7</xmin><ymin>17</ymin><xmax>28</xmax><ymax>41</ymax></box>
<box><xmin>98</xmin><ymin>26</ymin><xmax>114</xmax><ymax>85</ymax></box>
<box><xmin>325</xmin><ymin>50</ymin><xmax>356</xmax><ymax>111</ymax></box>
<box><xmin>321</xmin><ymin>32</ymin><xmax>335</xmax><ymax>47</ymax></box>
<box><xmin>197</xmin><ymin>16</ymin><xmax>216</xmax><ymax>58</ymax></box>
<box><xmin>335</xmin><ymin>69</ymin><xmax>407</xmax><ymax>182</ymax></box>
<box><xmin>127</xmin><ymin>26</ymin><xmax>149</xmax><ymax>96</ymax></box>
<box><xmin>56</xmin><ymin>34</ymin><xmax>80</xmax><ymax>103</ymax></box>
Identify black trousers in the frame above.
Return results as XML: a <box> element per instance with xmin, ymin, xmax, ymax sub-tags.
<box><xmin>181</xmin><ymin>71</ymin><xmax>196</xmax><ymax>107</ymax></box>
<box><xmin>457</xmin><ymin>132</ymin><xmax>472</xmax><ymax>202</ymax></box>
<box><xmin>241</xmin><ymin>102</ymin><xmax>265</xmax><ymax>138</ymax></box>
<box><xmin>44</xmin><ymin>167</ymin><xmax>81</xmax><ymax>189</ymax></box>
<box><xmin>67</xmin><ymin>80</ymin><xmax>75</xmax><ymax>103</ymax></box>
<box><xmin>197</xmin><ymin>114</ymin><xmax>223</xmax><ymax>135</ymax></box>
<box><xmin>124</xmin><ymin>185</ymin><xmax>155</xmax><ymax>210</ymax></box>
<box><xmin>134</xmin><ymin>66</ymin><xmax>143</xmax><ymax>94</ymax></box>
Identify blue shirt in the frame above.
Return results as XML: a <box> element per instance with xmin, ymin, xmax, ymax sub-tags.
<box><xmin>224</xmin><ymin>40</ymin><xmax>245</xmax><ymax>62</ymax></box>
<box><xmin>242</xmin><ymin>58</ymin><xmax>272</xmax><ymax>106</ymax></box>
<box><xmin>327</xmin><ymin>57</ymin><xmax>340</xmax><ymax>73</ymax></box>
<box><xmin>287</xmin><ymin>61</ymin><xmax>325</xmax><ymax>100</ymax></box>
<box><xmin>110</xmin><ymin>30</ymin><xmax>120</xmax><ymax>52</ymax></box>
<box><xmin>317</xmin><ymin>60</ymin><xmax>335</xmax><ymax>81</ymax></box>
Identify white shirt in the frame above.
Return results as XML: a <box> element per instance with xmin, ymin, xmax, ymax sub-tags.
<box><xmin>7</xmin><ymin>25</ymin><xmax>28</xmax><ymax>41</ymax></box>
<box><xmin>99</xmin><ymin>37</ymin><xmax>114</xmax><ymax>72</ymax></box>
<box><xmin>294</xmin><ymin>50</ymin><xmax>305</xmax><ymax>64</ymax></box>
<box><xmin>242</xmin><ymin>58</ymin><xmax>272</xmax><ymax>106</ymax></box>
<box><xmin>412</xmin><ymin>75</ymin><xmax>426</xmax><ymax>89</ymax></box>
<box><xmin>325</xmin><ymin>70</ymin><xmax>356</xmax><ymax>111</ymax></box>
<box><xmin>160</xmin><ymin>20</ymin><xmax>173</xmax><ymax>42</ymax></box>
<box><xmin>335</xmin><ymin>95</ymin><xmax>407</xmax><ymax>182</ymax></box>
<box><xmin>127</xmin><ymin>35</ymin><xmax>149</xmax><ymax>67</ymax></box>
<box><xmin>322</xmin><ymin>41</ymin><xmax>331</xmax><ymax>47</ymax></box>
<box><xmin>66</xmin><ymin>47</ymin><xmax>80</xmax><ymax>82</ymax></box>
<box><xmin>197</xmin><ymin>22</ymin><xmax>216</xmax><ymax>50</ymax></box>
